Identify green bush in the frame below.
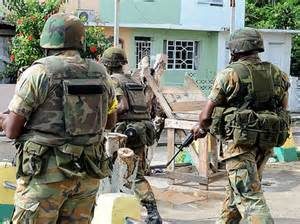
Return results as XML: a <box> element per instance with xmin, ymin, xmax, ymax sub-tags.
<box><xmin>246</xmin><ymin>0</ymin><xmax>300</xmax><ymax>76</ymax></box>
<box><xmin>0</xmin><ymin>0</ymin><xmax>111</xmax><ymax>83</ymax></box>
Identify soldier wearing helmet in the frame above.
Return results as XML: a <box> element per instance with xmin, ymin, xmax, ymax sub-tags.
<box><xmin>101</xmin><ymin>47</ymin><xmax>162</xmax><ymax>224</ymax></box>
<box><xmin>0</xmin><ymin>13</ymin><xmax>118</xmax><ymax>223</ymax></box>
<box><xmin>192</xmin><ymin>28</ymin><xmax>290</xmax><ymax>223</ymax></box>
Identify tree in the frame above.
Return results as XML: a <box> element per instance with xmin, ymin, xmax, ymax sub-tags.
<box><xmin>0</xmin><ymin>0</ymin><xmax>111</xmax><ymax>83</ymax></box>
<box><xmin>246</xmin><ymin>0</ymin><xmax>300</xmax><ymax>76</ymax></box>
<box><xmin>0</xmin><ymin>0</ymin><xmax>62</xmax><ymax>83</ymax></box>
<box><xmin>83</xmin><ymin>26</ymin><xmax>112</xmax><ymax>60</ymax></box>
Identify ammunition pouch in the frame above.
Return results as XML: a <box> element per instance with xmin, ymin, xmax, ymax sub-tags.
<box><xmin>17</xmin><ymin>141</ymin><xmax>49</xmax><ymax>177</ymax></box>
<box><xmin>211</xmin><ymin>107</ymin><xmax>291</xmax><ymax>149</ymax></box>
<box><xmin>211</xmin><ymin>107</ymin><xmax>237</xmax><ymax>138</ymax></box>
<box><xmin>55</xmin><ymin>143</ymin><xmax>110</xmax><ymax>179</ymax></box>
<box><xmin>16</xmin><ymin>141</ymin><xmax>110</xmax><ymax>179</ymax></box>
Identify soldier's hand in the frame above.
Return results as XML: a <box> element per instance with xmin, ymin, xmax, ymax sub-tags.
<box><xmin>0</xmin><ymin>113</ymin><xmax>8</xmax><ymax>132</ymax></box>
<box><xmin>191</xmin><ymin>123</ymin><xmax>207</xmax><ymax>140</ymax></box>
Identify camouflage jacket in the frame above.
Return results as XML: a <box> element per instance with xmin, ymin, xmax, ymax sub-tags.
<box><xmin>208</xmin><ymin>55</ymin><xmax>289</xmax><ymax>159</ymax></box>
<box><xmin>9</xmin><ymin>50</ymin><xmax>116</xmax><ymax>146</ymax></box>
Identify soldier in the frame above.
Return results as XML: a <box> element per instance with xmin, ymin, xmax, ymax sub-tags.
<box><xmin>0</xmin><ymin>13</ymin><xmax>117</xmax><ymax>223</ymax></box>
<box><xmin>101</xmin><ymin>47</ymin><xmax>162</xmax><ymax>224</ymax></box>
<box><xmin>192</xmin><ymin>28</ymin><xmax>290</xmax><ymax>223</ymax></box>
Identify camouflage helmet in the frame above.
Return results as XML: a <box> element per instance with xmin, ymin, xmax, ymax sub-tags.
<box><xmin>40</xmin><ymin>13</ymin><xmax>85</xmax><ymax>50</ymax></box>
<box><xmin>101</xmin><ymin>47</ymin><xmax>128</xmax><ymax>67</ymax></box>
<box><xmin>227</xmin><ymin>28</ymin><xmax>264</xmax><ymax>54</ymax></box>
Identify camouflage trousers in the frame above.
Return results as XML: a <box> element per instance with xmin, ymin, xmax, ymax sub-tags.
<box><xmin>217</xmin><ymin>150</ymin><xmax>274</xmax><ymax>224</ymax></box>
<box><xmin>131</xmin><ymin>146</ymin><xmax>157</xmax><ymax>206</ymax></box>
<box><xmin>12</xmin><ymin>176</ymin><xmax>99</xmax><ymax>224</ymax></box>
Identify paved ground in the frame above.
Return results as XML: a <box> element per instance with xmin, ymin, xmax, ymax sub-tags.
<box><xmin>148</xmin><ymin>146</ymin><xmax>300</xmax><ymax>224</ymax></box>
<box><xmin>1</xmin><ymin>136</ymin><xmax>300</xmax><ymax>223</ymax></box>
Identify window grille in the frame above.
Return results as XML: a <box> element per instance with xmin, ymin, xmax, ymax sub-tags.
<box><xmin>135</xmin><ymin>36</ymin><xmax>151</xmax><ymax>68</ymax></box>
<box><xmin>166</xmin><ymin>40</ymin><xmax>198</xmax><ymax>70</ymax></box>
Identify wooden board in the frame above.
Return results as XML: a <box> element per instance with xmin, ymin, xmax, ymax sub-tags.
<box><xmin>155</xmin><ymin>171</ymin><xmax>208</xmax><ymax>185</ymax></box>
<box><xmin>170</xmin><ymin>101</ymin><xmax>206</xmax><ymax>112</ymax></box>
<box><xmin>165</xmin><ymin>118</ymin><xmax>197</xmax><ymax>130</ymax></box>
<box><xmin>174</xmin><ymin>112</ymin><xmax>199</xmax><ymax>121</ymax></box>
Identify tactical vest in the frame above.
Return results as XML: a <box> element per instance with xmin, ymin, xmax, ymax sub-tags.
<box><xmin>23</xmin><ymin>56</ymin><xmax>109</xmax><ymax>146</ymax></box>
<box><xmin>210</xmin><ymin>60</ymin><xmax>290</xmax><ymax>149</ymax></box>
<box><xmin>111</xmin><ymin>73</ymin><xmax>150</xmax><ymax>121</ymax></box>
<box><xmin>227</xmin><ymin>60</ymin><xmax>285</xmax><ymax>110</ymax></box>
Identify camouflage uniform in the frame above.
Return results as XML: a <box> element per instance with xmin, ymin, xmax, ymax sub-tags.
<box><xmin>209</xmin><ymin>29</ymin><xmax>289</xmax><ymax>224</ymax></box>
<box><xmin>9</xmin><ymin>14</ymin><xmax>117</xmax><ymax>224</ymax></box>
<box><xmin>102</xmin><ymin>47</ymin><xmax>162</xmax><ymax>224</ymax></box>
<box><xmin>131</xmin><ymin>71</ymin><xmax>166</xmax><ymax>141</ymax></box>
<box><xmin>111</xmin><ymin>73</ymin><xmax>157</xmax><ymax>205</ymax></box>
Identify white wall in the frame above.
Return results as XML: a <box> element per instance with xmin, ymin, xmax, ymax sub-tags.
<box><xmin>217</xmin><ymin>31</ymin><xmax>297</xmax><ymax>111</ymax></box>
<box><xmin>217</xmin><ymin>31</ymin><xmax>292</xmax><ymax>73</ymax></box>
<box><xmin>259</xmin><ymin>32</ymin><xmax>292</xmax><ymax>74</ymax></box>
<box><xmin>289</xmin><ymin>77</ymin><xmax>300</xmax><ymax>113</ymax></box>
<box><xmin>180</xmin><ymin>0</ymin><xmax>245</xmax><ymax>31</ymax></box>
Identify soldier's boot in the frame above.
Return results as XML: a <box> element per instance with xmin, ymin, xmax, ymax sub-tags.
<box><xmin>144</xmin><ymin>202</ymin><xmax>162</xmax><ymax>224</ymax></box>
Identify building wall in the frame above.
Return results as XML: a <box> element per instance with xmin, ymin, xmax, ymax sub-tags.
<box><xmin>103</xmin><ymin>27</ymin><xmax>133</xmax><ymax>60</ymax></box>
<box><xmin>100</xmin><ymin>0</ymin><xmax>181</xmax><ymax>25</ymax></box>
<box><xmin>128</xmin><ymin>28</ymin><xmax>218</xmax><ymax>90</ymax></box>
<box><xmin>64</xmin><ymin>0</ymin><xmax>99</xmax><ymax>13</ymax></box>
<box><xmin>260</xmin><ymin>32</ymin><xmax>292</xmax><ymax>74</ymax></box>
<box><xmin>180</xmin><ymin>0</ymin><xmax>245</xmax><ymax>31</ymax></box>
<box><xmin>100</xmin><ymin>0</ymin><xmax>244</xmax><ymax>31</ymax></box>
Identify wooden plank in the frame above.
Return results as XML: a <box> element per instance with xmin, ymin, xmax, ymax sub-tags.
<box><xmin>161</xmin><ymin>87</ymin><xmax>203</xmax><ymax>95</ymax></box>
<box><xmin>170</xmin><ymin>101</ymin><xmax>206</xmax><ymax>112</ymax></box>
<box><xmin>208</xmin><ymin>171</ymin><xmax>226</xmax><ymax>183</ymax></box>
<box><xmin>167</xmin><ymin>128</ymin><xmax>175</xmax><ymax>171</ymax></box>
<box><xmin>209</xmin><ymin>135</ymin><xmax>218</xmax><ymax>169</ymax></box>
<box><xmin>197</xmin><ymin>136</ymin><xmax>209</xmax><ymax>178</ymax></box>
<box><xmin>141</xmin><ymin>65</ymin><xmax>174</xmax><ymax>118</ymax></box>
<box><xmin>165</xmin><ymin>118</ymin><xmax>198</xmax><ymax>130</ymax></box>
<box><xmin>174</xmin><ymin>112</ymin><xmax>199</xmax><ymax>121</ymax></box>
<box><xmin>140</xmin><ymin>57</ymin><xmax>208</xmax><ymax>178</ymax></box>
<box><xmin>154</xmin><ymin>171</ymin><xmax>209</xmax><ymax>185</ymax></box>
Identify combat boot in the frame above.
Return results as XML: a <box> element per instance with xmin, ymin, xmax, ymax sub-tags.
<box><xmin>144</xmin><ymin>203</ymin><xmax>163</xmax><ymax>224</ymax></box>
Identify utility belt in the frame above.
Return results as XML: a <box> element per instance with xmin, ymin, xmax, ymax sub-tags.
<box><xmin>210</xmin><ymin>107</ymin><xmax>291</xmax><ymax>149</ymax></box>
<box><xmin>16</xmin><ymin>141</ymin><xmax>111</xmax><ymax>179</ymax></box>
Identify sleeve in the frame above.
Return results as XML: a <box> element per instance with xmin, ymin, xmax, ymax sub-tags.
<box><xmin>105</xmin><ymin>75</ymin><xmax>118</xmax><ymax>115</ymax></box>
<box><xmin>111</xmin><ymin>77</ymin><xmax>125</xmax><ymax>97</ymax></box>
<box><xmin>281</xmin><ymin>71</ymin><xmax>290</xmax><ymax>92</ymax></box>
<box><xmin>8</xmin><ymin>64</ymin><xmax>49</xmax><ymax>120</ymax></box>
<box><xmin>208</xmin><ymin>68</ymin><xmax>240</xmax><ymax>105</ymax></box>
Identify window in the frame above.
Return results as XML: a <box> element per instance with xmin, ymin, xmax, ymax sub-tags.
<box><xmin>135</xmin><ymin>36</ymin><xmax>152</xmax><ymax>68</ymax></box>
<box><xmin>165</xmin><ymin>40</ymin><xmax>199</xmax><ymax>70</ymax></box>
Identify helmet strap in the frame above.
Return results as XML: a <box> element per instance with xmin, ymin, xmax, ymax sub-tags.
<box><xmin>230</xmin><ymin>51</ymin><xmax>259</xmax><ymax>64</ymax></box>
<box><xmin>107</xmin><ymin>66</ymin><xmax>123</xmax><ymax>75</ymax></box>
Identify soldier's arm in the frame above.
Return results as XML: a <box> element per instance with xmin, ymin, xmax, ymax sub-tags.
<box><xmin>2</xmin><ymin>112</ymin><xmax>26</xmax><ymax>139</ymax></box>
<box><xmin>105</xmin><ymin>76</ymin><xmax>118</xmax><ymax>129</ymax></box>
<box><xmin>117</xmin><ymin>95</ymin><xmax>129</xmax><ymax>114</ymax></box>
<box><xmin>282</xmin><ymin>94</ymin><xmax>288</xmax><ymax>109</ymax></box>
<box><xmin>4</xmin><ymin>65</ymin><xmax>49</xmax><ymax>139</ymax></box>
<box><xmin>192</xmin><ymin>68</ymin><xmax>238</xmax><ymax>139</ymax></box>
<box><xmin>106</xmin><ymin>111</ymin><xmax>117</xmax><ymax>129</ymax></box>
<box><xmin>281</xmin><ymin>72</ymin><xmax>290</xmax><ymax>110</ymax></box>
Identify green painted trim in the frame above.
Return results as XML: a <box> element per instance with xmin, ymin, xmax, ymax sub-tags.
<box><xmin>100</xmin><ymin>0</ymin><xmax>181</xmax><ymax>25</ymax></box>
<box><xmin>0</xmin><ymin>204</ymin><xmax>14</xmax><ymax>222</ymax></box>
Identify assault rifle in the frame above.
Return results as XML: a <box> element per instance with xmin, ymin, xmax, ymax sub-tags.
<box><xmin>165</xmin><ymin>132</ymin><xmax>194</xmax><ymax>168</ymax></box>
